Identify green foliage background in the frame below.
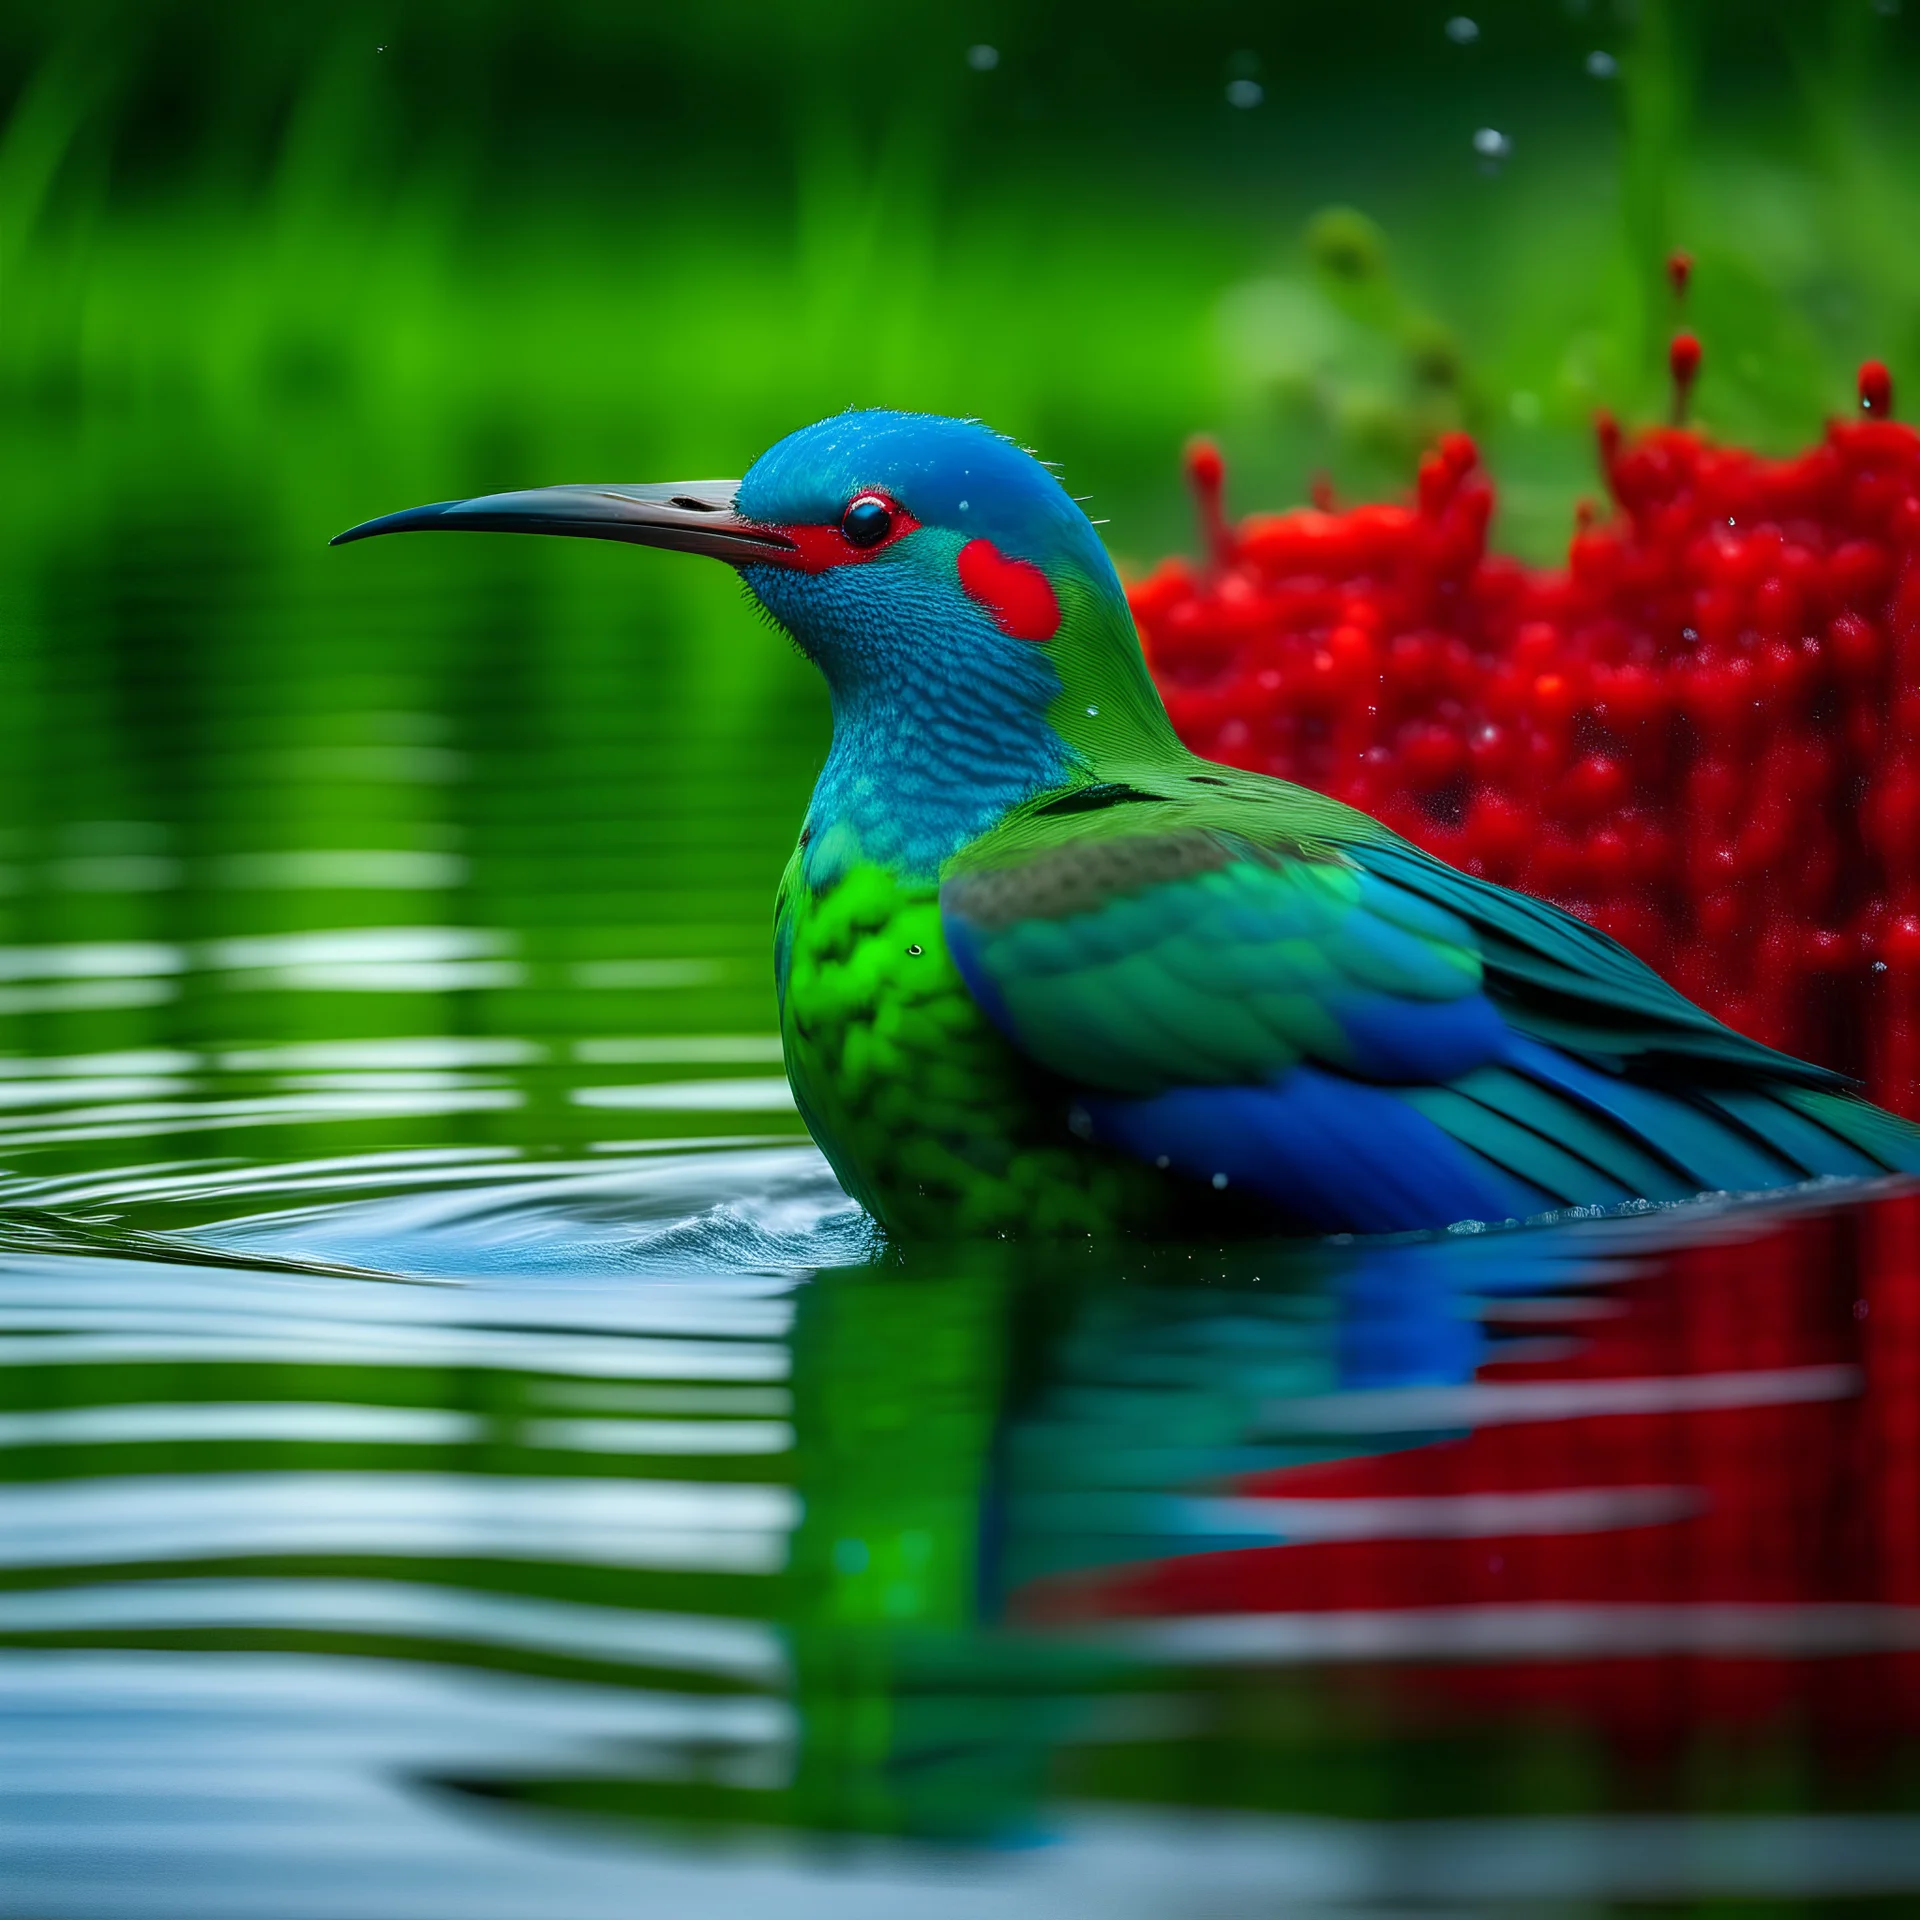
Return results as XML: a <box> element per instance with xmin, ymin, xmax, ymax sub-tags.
<box><xmin>1</xmin><ymin>0</ymin><xmax>1918</xmax><ymax>1062</ymax></box>
<box><xmin>8</xmin><ymin>1</ymin><xmax>1920</xmax><ymax>555</ymax></box>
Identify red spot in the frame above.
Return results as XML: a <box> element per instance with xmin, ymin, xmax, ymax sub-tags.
<box><xmin>1669</xmin><ymin>331</ymin><xmax>1702</xmax><ymax>423</ymax></box>
<box><xmin>1666</xmin><ymin>249</ymin><xmax>1693</xmax><ymax>298</ymax></box>
<box><xmin>957</xmin><ymin>538</ymin><xmax>1061</xmax><ymax>641</ymax></box>
<box><xmin>1862</xmin><ymin>360</ymin><xmax>1895</xmax><ymax>417</ymax></box>
<box><xmin>1184</xmin><ymin>437</ymin><xmax>1231</xmax><ymax>563</ymax></box>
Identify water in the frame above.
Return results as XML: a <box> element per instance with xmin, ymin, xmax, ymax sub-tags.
<box><xmin>10</xmin><ymin>526</ymin><xmax>1920</xmax><ymax>1916</ymax></box>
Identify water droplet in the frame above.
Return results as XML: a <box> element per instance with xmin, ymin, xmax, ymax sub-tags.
<box><xmin>1226</xmin><ymin>78</ymin><xmax>1264</xmax><ymax>109</ymax></box>
<box><xmin>1875</xmin><ymin>960</ymin><xmax>1890</xmax><ymax>974</ymax></box>
<box><xmin>1085</xmin><ymin>705</ymin><xmax>1100</xmax><ymax>717</ymax></box>
<box><xmin>1585</xmin><ymin>49</ymin><xmax>1617</xmax><ymax>77</ymax></box>
<box><xmin>1473</xmin><ymin>127</ymin><xmax>1511</xmax><ymax>166</ymax></box>
<box><xmin>1446</xmin><ymin>15</ymin><xmax>1480</xmax><ymax>42</ymax></box>
<box><xmin>1211</xmin><ymin>1171</ymin><xmax>1230</xmax><ymax>1190</ymax></box>
<box><xmin>966</xmin><ymin>43</ymin><xmax>999</xmax><ymax>71</ymax></box>
<box><xmin>958</xmin><ymin>499</ymin><xmax>969</xmax><ymax>511</ymax></box>
<box><xmin>906</xmin><ymin>942</ymin><xmax>923</xmax><ymax>956</ymax></box>
<box><xmin>1154</xmin><ymin>1154</ymin><xmax>1171</xmax><ymax>1170</ymax></box>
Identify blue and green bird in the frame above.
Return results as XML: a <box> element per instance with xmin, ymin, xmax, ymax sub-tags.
<box><xmin>336</xmin><ymin>411</ymin><xmax>1920</xmax><ymax>1237</ymax></box>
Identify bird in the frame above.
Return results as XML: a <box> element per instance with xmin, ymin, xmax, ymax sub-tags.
<box><xmin>334</xmin><ymin>410</ymin><xmax>1920</xmax><ymax>1238</ymax></box>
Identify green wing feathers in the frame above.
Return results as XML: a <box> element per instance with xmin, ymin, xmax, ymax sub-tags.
<box><xmin>938</xmin><ymin>765</ymin><xmax>1920</xmax><ymax>1221</ymax></box>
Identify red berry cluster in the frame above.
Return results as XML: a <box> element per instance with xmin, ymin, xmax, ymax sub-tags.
<box><xmin>1130</xmin><ymin>366</ymin><xmax>1920</xmax><ymax>1111</ymax></box>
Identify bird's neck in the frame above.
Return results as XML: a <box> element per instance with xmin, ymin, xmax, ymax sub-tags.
<box><xmin>803</xmin><ymin>668</ymin><xmax>1073</xmax><ymax>884</ymax></box>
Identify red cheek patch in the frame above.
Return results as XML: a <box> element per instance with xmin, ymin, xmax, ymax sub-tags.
<box><xmin>957</xmin><ymin>538</ymin><xmax>1061</xmax><ymax>641</ymax></box>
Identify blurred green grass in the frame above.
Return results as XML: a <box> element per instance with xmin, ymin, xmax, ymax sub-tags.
<box><xmin>4</xmin><ymin>1</ymin><xmax>1918</xmax><ymax>569</ymax></box>
<box><xmin>0</xmin><ymin>0</ymin><xmax>1918</xmax><ymax>1074</ymax></box>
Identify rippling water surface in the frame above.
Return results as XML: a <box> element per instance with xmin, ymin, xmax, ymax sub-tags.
<box><xmin>11</xmin><ymin>518</ymin><xmax>1920</xmax><ymax>1918</ymax></box>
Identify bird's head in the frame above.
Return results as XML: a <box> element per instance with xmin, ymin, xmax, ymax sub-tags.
<box><xmin>333</xmin><ymin>410</ymin><xmax>1175</xmax><ymax>767</ymax></box>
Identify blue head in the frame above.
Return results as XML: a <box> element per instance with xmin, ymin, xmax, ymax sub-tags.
<box><xmin>735</xmin><ymin>411</ymin><xmax>1157</xmax><ymax>872</ymax></box>
<box><xmin>332</xmin><ymin>408</ymin><xmax>1176</xmax><ymax>876</ymax></box>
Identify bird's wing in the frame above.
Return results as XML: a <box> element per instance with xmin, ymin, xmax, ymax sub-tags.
<box><xmin>940</xmin><ymin>774</ymin><xmax>1898</xmax><ymax>1231</ymax></box>
<box><xmin>940</xmin><ymin>816</ymin><xmax>1506</xmax><ymax>1097</ymax></box>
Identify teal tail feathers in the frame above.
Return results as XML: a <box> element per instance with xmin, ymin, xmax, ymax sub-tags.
<box><xmin>1417</xmin><ymin>1034</ymin><xmax>1920</xmax><ymax>1219</ymax></box>
<box><xmin>1778</xmin><ymin>1084</ymin><xmax>1920</xmax><ymax>1177</ymax></box>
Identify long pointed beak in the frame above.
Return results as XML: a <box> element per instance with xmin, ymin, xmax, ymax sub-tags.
<box><xmin>330</xmin><ymin>480</ymin><xmax>799</xmax><ymax>564</ymax></box>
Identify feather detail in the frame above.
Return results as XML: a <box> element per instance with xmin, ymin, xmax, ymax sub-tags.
<box><xmin>938</xmin><ymin>774</ymin><xmax>1920</xmax><ymax>1229</ymax></box>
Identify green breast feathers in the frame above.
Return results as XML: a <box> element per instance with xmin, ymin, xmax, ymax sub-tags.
<box><xmin>775</xmin><ymin>850</ymin><xmax>1175</xmax><ymax>1237</ymax></box>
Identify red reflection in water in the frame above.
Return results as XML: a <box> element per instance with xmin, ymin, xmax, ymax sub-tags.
<box><xmin>1022</xmin><ymin>1195</ymin><xmax>1920</xmax><ymax>1748</ymax></box>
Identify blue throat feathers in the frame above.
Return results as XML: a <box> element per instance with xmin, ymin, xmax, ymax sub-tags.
<box><xmin>746</xmin><ymin>557</ymin><xmax>1075</xmax><ymax>883</ymax></box>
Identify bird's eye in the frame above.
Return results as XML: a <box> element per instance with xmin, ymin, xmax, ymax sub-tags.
<box><xmin>841</xmin><ymin>496</ymin><xmax>895</xmax><ymax>548</ymax></box>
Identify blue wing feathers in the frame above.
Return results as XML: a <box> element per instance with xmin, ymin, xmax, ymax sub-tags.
<box><xmin>1082</xmin><ymin>1070</ymin><xmax>1548</xmax><ymax>1233</ymax></box>
<box><xmin>1499</xmin><ymin>1036</ymin><xmax>1800</xmax><ymax>1192</ymax></box>
<box><xmin>944</xmin><ymin>816</ymin><xmax>1920</xmax><ymax>1231</ymax></box>
<box><xmin>1332</xmin><ymin>991</ymin><xmax>1511</xmax><ymax>1083</ymax></box>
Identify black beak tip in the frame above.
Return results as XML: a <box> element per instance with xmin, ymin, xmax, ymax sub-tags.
<box><xmin>329</xmin><ymin>502</ymin><xmax>461</xmax><ymax>548</ymax></box>
<box><xmin>326</xmin><ymin>483</ymin><xmax>784</xmax><ymax>561</ymax></box>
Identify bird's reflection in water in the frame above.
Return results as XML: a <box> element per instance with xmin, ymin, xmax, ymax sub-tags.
<box><xmin>441</xmin><ymin>1186</ymin><xmax>1920</xmax><ymax>1872</ymax></box>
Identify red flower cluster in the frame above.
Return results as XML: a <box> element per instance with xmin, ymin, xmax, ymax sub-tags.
<box><xmin>1130</xmin><ymin>369</ymin><xmax>1920</xmax><ymax>1112</ymax></box>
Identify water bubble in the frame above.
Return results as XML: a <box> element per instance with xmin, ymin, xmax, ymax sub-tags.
<box><xmin>1446</xmin><ymin>16</ymin><xmax>1480</xmax><ymax>42</ymax></box>
<box><xmin>1211</xmin><ymin>1171</ymin><xmax>1230</xmax><ymax>1190</ymax></box>
<box><xmin>966</xmin><ymin>43</ymin><xmax>999</xmax><ymax>71</ymax></box>
<box><xmin>1226</xmin><ymin>78</ymin><xmax>1264</xmax><ymax>109</ymax></box>
<box><xmin>1585</xmin><ymin>48</ymin><xmax>1618</xmax><ymax>77</ymax></box>
<box><xmin>1473</xmin><ymin>127</ymin><xmax>1512</xmax><ymax>164</ymax></box>
<box><xmin>1085</xmin><ymin>705</ymin><xmax>1100</xmax><ymax>717</ymax></box>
